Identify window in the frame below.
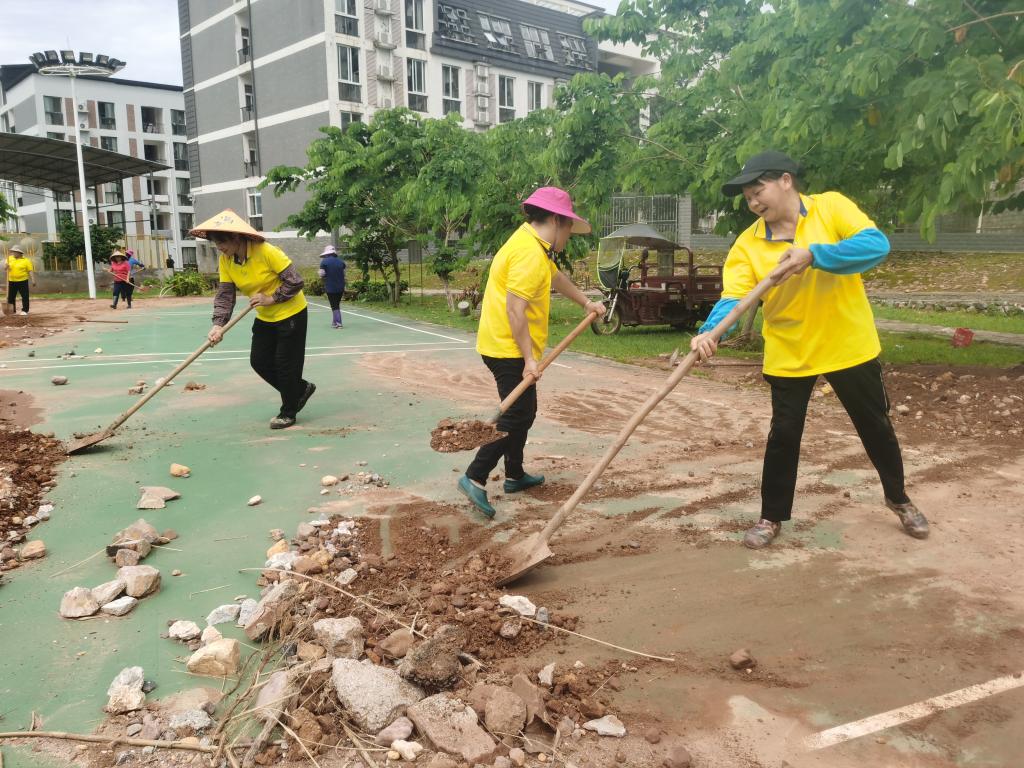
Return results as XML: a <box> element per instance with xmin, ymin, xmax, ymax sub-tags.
<box><xmin>559</xmin><ymin>33</ymin><xmax>591</xmax><ymax>69</ymax></box>
<box><xmin>107</xmin><ymin>211</ymin><xmax>124</xmax><ymax>228</ymax></box>
<box><xmin>242</xmin><ymin>84</ymin><xmax>255</xmax><ymax>120</ymax></box>
<box><xmin>527</xmin><ymin>81</ymin><xmax>543</xmax><ymax>112</ymax></box>
<box><xmin>171</xmin><ymin>109</ymin><xmax>186</xmax><ymax>135</ymax></box>
<box><xmin>340</xmin><ymin>111</ymin><xmax>362</xmax><ymax>130</ymax></box>
<box><xmin>141</xmin><ymin>106</ymin><xmax>163</xmax><ymax>133</ymax></box>
<box><xmin>177</xmin><ymin>177</ymin><xmax>191</xmax><ymax>206</ymax></box>
<box><xmin>100</xmin><ymin>135</ymin><xmax>118</xmax><ymax>152</ymax></box>
<box><xmin>98</xmin><ymin>101</ymin><xmax>116</xmax><ymax>129</ymax></box>
<box><xmin>44</xmin><ymin>96</ymin><xmax>63</xmax><ymax>126</ymax></box>
<box><xmin>405</xmin><ymin>0</ymin><xmax>425</xmax><ymax>49</ymax></box>
<box><xmin>442</xmin><ymin>65</ymin><xmax>461</xmax><ymax>116</ymax></box>
<box><xmin>247</xmin><ymin>188</ymin><xmax>262</xmax><ymax>229</ymax></box>
<box><xmin>106</xmin><ymin>182</ymin><xmax>124</xmax><ymax>204</ymax></box>
<box><xmin>173</xmin><ymin>142</ymin><xmax>189</xmax><ymax>171</ymax></box>
<box><xmin>520</xmin><ymin>25</ymin><xmax>554</xmax><ymax>61</ymax></box>
<box><xmin>407</xmin><ymin>59</ymin><xmax>427</xmax><ymax>112</ymax></box>
<box><xmin>335</xmin><ymin>0</ymin><xmax>359</xmax><ymax>36</ymax></box>
<box><xmin>239</xmin><ymin>27</ymin><xmax>251</xmax><ymax>64</ymax></box>
<box><xmin>338</xmin><ymin>45</ymin><xmax>362</xmax><ymax>102</ymax></box>
<box><xmin>437</xmin><ymin>4</ymin><xmax>473</xmax><ymax>43</ymax></box>
<box><xmin>47</xmin><ymin>131</ymin><xmax>64</xmax><ymax>141</ymax></box>
<box><xmin>498</xmin><ymin>75</ymin><xmax>515</xmax><ymax>123</ymax></box>
<box><xmin>479</xmin><ymin>14</ymin><xmax>514</xmax><ymax>52</ymax></box>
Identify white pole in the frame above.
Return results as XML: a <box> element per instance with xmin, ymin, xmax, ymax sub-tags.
<box><xmin>168</xmin><ymin>168</ymin><xmax>182</xmax><ymax>270</ymax></box>
<box><xmin>69</xmin><ymin>71</ymin><xmax>97</xmax><ymax>299</ymax></box>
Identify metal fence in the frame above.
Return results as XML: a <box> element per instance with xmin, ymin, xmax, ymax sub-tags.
<box><xmin>600</xmin><ymin>195</ymin><xmax>682</xmax><ymax>243</ymax></box>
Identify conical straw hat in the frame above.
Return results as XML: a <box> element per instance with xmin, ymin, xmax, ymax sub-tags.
<box><xmin>189</xmin><ymin>209</ymin><xmax>265</xmax><ymax>242</ymax></box>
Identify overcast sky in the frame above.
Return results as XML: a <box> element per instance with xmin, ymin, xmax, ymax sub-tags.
<box><xmin>0</xmin><ymin>0</ymin><xmax>622</xmax><ymax>87</ymax></box>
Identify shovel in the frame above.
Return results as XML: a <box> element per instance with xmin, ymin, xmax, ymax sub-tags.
<box><xmin>65</xmin><ymin>303</ymin><xmax>254</xmax><ymax>455</ymax></box>
<box><xmin>495</xmin><ymin>276</ymin><xmax>776</xmax><ymax>586</ymax></box>
<box><xmin>430</xmin><ymin>310</ymin><xmax>599</xmax><ymax>453</ymax></box>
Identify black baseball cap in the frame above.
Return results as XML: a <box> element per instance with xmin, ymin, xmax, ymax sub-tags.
<box><xmin>722</xmin><ymin>151</ymin><xmax>801</xmax><ymax>197</ymax></box>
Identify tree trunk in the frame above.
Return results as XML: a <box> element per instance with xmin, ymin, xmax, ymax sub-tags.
<box><xmin>390</xmin><ymin>250</ymin><xmax>402</xmax><ymax>304</ymax></box>
<box><xmin>442</xmin><ymin>276</ymin><xmax>454</xmax><ymax>311</ymax></box>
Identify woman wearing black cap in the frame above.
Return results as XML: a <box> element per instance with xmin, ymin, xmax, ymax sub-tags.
<box><xmin>690</xmin><ymin>151</ymin><xmax>929</xmax><ymax>549</ymax></box>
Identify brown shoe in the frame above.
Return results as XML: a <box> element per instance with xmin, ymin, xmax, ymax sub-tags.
<box><xmin>743</xmin><ymin>519</ymin><xmax>781</xmax><ymax>549</ymax></box>
<box><xmin>886</xmin><ymin>498</ymin><xmax>929</xmax><ymax>539</ymax></box>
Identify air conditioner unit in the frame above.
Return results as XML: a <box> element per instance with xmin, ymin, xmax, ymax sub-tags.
<box><xmin>375</xmin><ymin>0</ymin><xmax>389</xmax><ymax>10</ymax></box>
<box><xmin>77</xmin><ymin>101</ymin><xmax>87</xmax><ymax>111</ymax></box>
<box><xmin>87</xmin><ymin>198</ymin><xmax>95</xmax><ymax>206</ymax></box>
<box><xmin>79</xmin><ymin>122</ymin><xmax>88</xmax><ymax>130</ymax></box>
<box><xmin>378</xmin><ymin>65</ymin><xmax>392</xmax><ymax>79</ymax></box>
<box><xmin>474</xmin><ymin>63</ymin><xmax>488</xmax><ymax>78</ymax></box>
<box><xmin>88</xmin><ymin>217</ymin><xmax>96</xmax><ymax>225</ymax></box>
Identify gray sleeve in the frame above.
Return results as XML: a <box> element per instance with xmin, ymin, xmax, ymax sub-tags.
<box><xmin>272</xmin><ymin>264</ymin><xmax>304</xmax><ymax>304</ymax></box>
<box><xmin>211</xmin><ymin>282</ymin><xmax>237</xmax><ymax>326</ymax></box>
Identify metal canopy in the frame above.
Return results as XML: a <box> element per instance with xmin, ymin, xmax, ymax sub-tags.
<box><xmin>602</xmin><ymin>223</ymin><xmax>678</xmax><ymax>249</ymax></box>
<box><xmin>0</xmin><ymin>132</ymin><xmax>169</xmax><ymax>193</ymax></box>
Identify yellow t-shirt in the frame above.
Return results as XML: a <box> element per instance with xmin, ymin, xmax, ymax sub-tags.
<box><xmin>722</xmin><ymin>192</ymin><xmax>881</xmax><ymax>377</ymax></box>
<box><xmin>476</xmin><ymin>223</ymin><xmax>559</xmax><ymax>360</ymax></box>
<box><xmin>218</xmin><ymin>241</ymin><xmax>306</xmax><ymax>323</ymax></box>
<box><xmin>6</xmin><ymin>255</ymin><xmax>33</xmax><ymax>282</ymax></box>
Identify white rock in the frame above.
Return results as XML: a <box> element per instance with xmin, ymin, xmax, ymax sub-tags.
<box><xmin>169</xmin><ymin>620</ymin><xmax>202</xmax><ymax>641</ymax></box>
<box><xmin>236</xmin><ymin>598</ymin><xmax>258</xmax><ymax>627</ymax></box>
<box><xmin>24</xmin><ymin>515</ymin><xmax>39</xmax><ymax>526</ymax></box>
<box><xmin>186</xmin><ymin>638</ymin><xmax>240</xmax><ymax>677</ymax></box>
<box><xmin>106</xmin><ymin>667</ymin><xmax>145</xmax><ymax>714</ymax></box>
<box><xmin>265</xmin><ymin>551</ymin><xmax>299</xmax><ymax>570</ymax></box>
<box><xmin>94</xmin><ymin>348</ymin><xmax>103</xmax><ymax>354</ymax></box>
<box><xmin>374</xmin><ymin>717</ymin><xmax>414</xmax><ymax>746</ymax></box>
<box><xmin>60</xmin><ymin>586</ymin><xmax>99</xmax><ymax>618</ymax></box>
<box><xmin>390</xmin><ymin>740</ymin><xmax>424</xmax><ymax>761</ymax></box>
<box><xmin>200</xmin><ymin>626</ymin><xmax>223</xmax><ymax>646</ymax></box>
<box><xmin>247</xmin><ymin>495</ymin><xmax>262</xmax><ymax>506</ymax></box>
<box><xmin>254</xmin><ymin>670</ymin><xmax>295</xmax><ymax>721</ymax></box>
<box><xmin>102</xmin><ymin>596</ymin><xmax>139</xmax><ymax>616</ymax></box>
<box><xmin>51</xmin><ymin>376</ymin><xmax>68</xmax><ymax>385</ymax></box>
<box><xmin>321</xmin><ymin>475</ymin><xmax>339</xmax><ymax>486</ymax></box>
<box><xmin>336</xmin><ymin>568</ymin><xmax>358</xmax><ymax>587</ymax></box>
<box><xmin>583</xmin><ymin>715</ymin><xmax>626</xmax><ymax>737</ymax></box>
<box><xmin>91</xmin><ymin>578</ymin><xmax>127</xmax><ymax>607</ymax></box>
<box><xmin>499</xmin><ymin>595</ymin><xmax>537</xmax><ymax>618</ymax></box>
<box><xmin>169</xmin><ymin>709</ymin><xmax>213</xmax><ymax>732</ymax></box>
<box><xmin>314</xmin><ymin>617</ymin><xmax>364</xmax><ymax>658</ymax></box>
<box><xmin>538</xmin><ymin>663</ymin><xmax>556</xmax><ymax>687</ymax></box>
<box><xmin>206</xmin><ymin>603</ymin><xmax>241</xmax><ymax>626</ymax></box>
<box><xmin>38</xmin><ymin>503</ymin><xmax>54</xmax><ymax>516</ymax></box>
<box><xmin>331</xmin><ymin>659</ymin><xmax>425</xmax><ymax>732</ymax></box>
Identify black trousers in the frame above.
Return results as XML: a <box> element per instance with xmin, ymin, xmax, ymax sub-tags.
<box><xmin>250</xmin><ymin>308</ymin><xmax>309</xmax><ymax>418</ymax></box>
<box><xmin>762</xmin><ymin>357</ymin><xmax>909</xmax><ymax>522</ymax></box>
<box><xmin>112</xmin><ymin>281</ymin><xmax>134</xmax><ymax>307</ymax></box>
<box><xmin>326</xmin><ymin>292</ymin><xmax>343</xmax><ymax>310</ymax></box>
<box><xmin>466</xmin><ymin>356</ymin><xmax>538</xmax><ymax>485</ymax></box>
<box><xmin>6</xmin><ymin>280</ymin><xmax>29</xmax><ymax>312</ymax></box>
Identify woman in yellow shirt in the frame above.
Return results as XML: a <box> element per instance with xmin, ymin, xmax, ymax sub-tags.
<box><xmin>191</xmin><ymin>210</ymin><xmax>315</xmax><ymax>430</ymax></box>
<box><xmin>691</xmin><ymin>151</ymin><xmax>929</xmax><ymax>549</ymax></box>
<box><xmin>4</xmin><ymin>245</ymin><xmax>36</xmax><ymax>316</ymax></box>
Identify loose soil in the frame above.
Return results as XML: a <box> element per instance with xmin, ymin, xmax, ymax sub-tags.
<box><xmin>430</xmin><ymin>417</ymin><xmax>506</xmax><ymax>453</ymax></box>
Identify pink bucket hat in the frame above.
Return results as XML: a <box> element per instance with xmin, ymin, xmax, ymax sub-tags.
<box><xmin>320</xmin><ymin>245</ymin><xmax>338</xmax><ymax>256</ymax></box>
<box><xmin>522</xmin><ymin>187</ymin><xmax>591</xmax><ymax>234</ymax></box>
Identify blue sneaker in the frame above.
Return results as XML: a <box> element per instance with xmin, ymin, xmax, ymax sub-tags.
<box><xmin>503</xmin><ymin>473</ymin><xmax>545</xmax><ymax>493</ymax></box>
<box><xmin>458</xmin><ymin>476</ymin><xmax>496</xmax><ymax>519</ymax></box>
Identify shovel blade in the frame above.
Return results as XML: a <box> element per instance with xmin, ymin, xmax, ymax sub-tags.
<box><xmin>65</xmin><ymin>430</ymin><xmax>112</xmax><ymax>455</ymax></box>
<box><xmin>495</xmin><ymin>532</ymin><xmax>554</xmax><ymax>587</ymax></box>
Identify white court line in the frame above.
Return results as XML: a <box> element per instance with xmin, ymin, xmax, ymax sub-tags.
<box><xmin>6</xmin><ymin>340</ymin><xmax>462</xmax><ymax>363</ymax></box>
<box><xmin>0</xmin><ymin>346</ymin><xmax>471</xmax><ymax>372</ymax></box>
<box><xmin>804</xmin><ymin>671</ymin><xmax>1024</xmax><ymax>750</ymax></box>
<box><xmin>307</xmin><ymin>300</ymin><xmax>466</xmax><ymax>343</ymax></box>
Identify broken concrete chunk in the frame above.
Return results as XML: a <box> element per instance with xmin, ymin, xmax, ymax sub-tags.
<box><xmin>313</xmin><ymin>617</ymin><xmax>364</xmax><ymax>659</ymax></box>
<box><xmin>583</xmin><ymin>714</ymin><xmax>626</xmax><ymax>737</ymax></box>
<box><xmin>244</xmin><ymin>579</ymin><xmax>299</xmax><ymax>640</ymax></box>
<box><xmin>169</xmin><ymin>709</ymin><xmax>213</xmax><ymax>733</ymax></box>
<box><xmin>60</xmin><ymin>586</ymin><xmax>100</xmax><ymax>618</ymax></box>
<box><xmin>117</xmin><ymin>565</ymin><xmax>161</xmax><ymax>598</ymax></box>
<box><xmin>136</xmin><ymin>494</ymin><xmax>166</xmax><ymax>510</ymax></box>
<box><xmin>169</xmin><ymin>620</ymin><xmax>202</xmax><ymax>641</ymax></box>
<box><xmin>102</xmin><ymin>596</ymin><xmax>139</xmax><ymax>616</ymax></box>
<box><xmin>91</xmin><ymin>578</ymin><xmax>127</xmax><ymax>607</ymax></box>
<box><xmin>336</xmin><ymin>567</ymin><xmax>358</xmax><ymax>587</ymax></box>
<box><xmin>141</xmin><ymin>486</ymin><xmax>181</xmax><ymax>502</ymax></box>
<box><xmin>186</xmin><ymin>638</ymin><xmax>240</xmax><ymax>677</ymax></box>
<box><xmin>407</xmin><ymin>694</ymin><xmax>497</xmax><ymax>764</ymax></box>
<box><xmin>106</xmin><ymin>666</ymin><xmax>146</xmax><ymax>714</ymax></box>
<box><xmin>205</xmin><ymin>604</ymin><xmax>241</xmax><ymax>626</ymax></box>
<box><xmin>538</xmin><ymin>663</ymin><xmax>556</xmax><ymax>687</ymax></box>
<box><xmin>331</xmin><ymin>658</ymin><xmax>425</xmax><ymax>732</ymax></box>
<box><xmin>499</xmin><ymin>595</ymin><xmax>537</xmax><ymax>617</ymax></box>
<box><xmin>391</xmin><ymin>740</ymin><xmax>424</xmax><ymax>762</ymax></box>
<box><xmin>236</xmin><ymin>598</ymin><xmax>258</xmax><ymax>627</ymax></box>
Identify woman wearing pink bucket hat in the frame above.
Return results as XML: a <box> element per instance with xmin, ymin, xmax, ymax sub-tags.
<box><xmin>458</xmin><ymin>186</ymin><xmax>605</xmax><ymax>519</ymax></box>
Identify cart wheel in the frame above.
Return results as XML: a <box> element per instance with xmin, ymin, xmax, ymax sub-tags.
<box><xmin>591</xmin><ymin>306</ymin><xmax>622</xmax><ymax>335</ymax></box>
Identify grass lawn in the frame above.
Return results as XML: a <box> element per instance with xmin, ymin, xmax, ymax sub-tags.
<box><xmin>365</xmin><ymin>295</ymin><xmax>1024</xmax><ymax>369</ymax></box>
<box><xmin>871</xmin><ymin>305</ymin><xmax>1024</xmax><ymax>334</ymax></box>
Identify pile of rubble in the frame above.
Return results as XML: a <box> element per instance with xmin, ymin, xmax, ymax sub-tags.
<box><xmin>0</xmin><ymin>426</ymin><xmax>64</xmax><ymax>576</ymax></box>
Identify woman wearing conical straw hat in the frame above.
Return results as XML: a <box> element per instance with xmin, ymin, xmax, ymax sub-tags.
<box><xmin>191</xmin><ymin>210</ymin><xmax>316</xmax><ymax>429</ymax></box>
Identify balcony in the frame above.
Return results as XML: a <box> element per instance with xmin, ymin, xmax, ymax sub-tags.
<box><xmin>243</xmin><ymin>161</ymin><xmax>259</xmax><ymax>176</ymax></box>
<box><xmin>240</xmin><ymin>106</ymin><xmax>254</xmax><ymax>122</ymax></box>
<box><xmin>174</xmin><ymin>158</ymin><xmax>189</xmax><ymax>171</ymax></box>
<box><xmin>178</xmin><ymin>194</ymin><xmax>192</xmax><ymax>207</ymax></box>
<box><xmin>172</xmin><ymin>121</ymin><xmax>187</xmax><ymax>136</ymax></box>
<box><xmin>335</xmin><ymin>15</ymin><xmax>359</xmax><ymax>36</ymax></box>
<box><xmin>238</xmin><ymin>47</ymin><xmax>251</xmax><ymax>65</ymax></box>
<box><xmin>338</xmin><ymin>83</ymin><xmax>362</xmax><ymax>102</ymax></box>
<box><xmin>142</xmin><ymin>122</ymin><xmax>164</xmax><ymax>134</ymax></box>
<box><xmin>100</xmin><ymin>117</ymin><xmax>117</xmax><ymax>130</ymax></box>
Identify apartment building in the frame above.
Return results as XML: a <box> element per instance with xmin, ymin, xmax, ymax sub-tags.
<box><xmin>179</xmin><ymin>0</ymin><xmax>656</xmax><ymax>234</ymax></box>
<box><xmin>0</xmin><ymin>64</ymin><xmax>196</xmax><ymax>266</ymax></box>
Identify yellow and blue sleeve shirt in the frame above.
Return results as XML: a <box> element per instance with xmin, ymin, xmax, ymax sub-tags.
<box><xmin>476</xmin><ymin>223</ymin><xmax>559</xmax><ymax>361</ymax></box>
<box><xmin>701</xmin><ymin>192</ymin><xmax>889</xmax><ymax>377</ymax></box>
<box><xmin>218</xmin><ymin>241</ymin><xmax>307</xmax><ymax>323</ymax></box>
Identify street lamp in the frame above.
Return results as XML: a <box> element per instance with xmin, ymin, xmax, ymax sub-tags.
<box><xmin>30</xmin><ymin>50</ymin><xmax>125</xmax><ymax>299</ymax></box>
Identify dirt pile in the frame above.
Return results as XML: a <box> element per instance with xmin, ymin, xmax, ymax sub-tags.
<box><xmin>431</xmin><ymin>418</ymin><xmax>506</xmax><ymax>452</ymax></box>
<box><xmin>0</xmin><ymin>425</ymin><xmax>64</xmax><ymax>573</ymax></box>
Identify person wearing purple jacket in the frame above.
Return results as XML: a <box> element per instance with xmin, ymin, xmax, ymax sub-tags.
<box><xmin>319</xmin><ymin>245</ymin><xmax>347</xmax><ymax>329</ymax></box>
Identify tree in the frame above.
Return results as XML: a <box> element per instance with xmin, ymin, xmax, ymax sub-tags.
<box><xmin>48</xmin><ymin>218</ymin><xmax>123</xmax><ymax>267</ymax></box>
<box><xmin>589</xmin><ymin>0</ymin><xmax>1024</xmax><ymax>239</ymax></box>
<box><xmin>262</xmin><ymin>110</ymin><xmax>425</xmax><ymax>303</ymax></box>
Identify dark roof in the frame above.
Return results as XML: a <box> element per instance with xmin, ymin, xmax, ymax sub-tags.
<box><xmin>0</xmin><ymin>132</ymin><xmax>169</xmax><ymax>193</ymax></box>
<box><xmin>0</xmin><ymin>64</ymin><xmax>183</xmax><ymax>93</ymax></box>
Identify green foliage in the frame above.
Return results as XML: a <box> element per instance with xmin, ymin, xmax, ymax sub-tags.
<box><xmin>0</xmin><ymin>191</ymin><xmax>12</xmax><ymax>224</ymax></box>
<box><xmin>299</xmin><ymin>266</ymin><xmax>325</xmax><ymax>296</ymax></box>
<box><xmin>46</xmin><ymin>219</ymin><xmax>124</xmax><ymax>267</ymax></box>
<box><xmin>588</xmin><ymin>0</ymin><xmax>1024</xmax><ymax>239</ymax></box>
<box><xmin>162</xmin><ymin>270</ymin><xmax>213</xmax><ymax>296</ymax></box>
<box><xmin>356</xmin><ymin>280</ymin><xmax>409</xmax><ymax>302</ymax></box>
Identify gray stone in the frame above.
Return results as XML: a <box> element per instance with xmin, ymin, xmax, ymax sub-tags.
<box><xmin>205</xmin><ymin>603</ymin><xmax>241</xmax><ymax>626</ymax></box>
<box><xmin>254</xmin><ymin>670</ymin><xmax>295</xmax><ymax>722</ymax></box>
<box><xmin>118</xmin><ymin>565</ymin><xmax>161</xmax><ymax>598</ymax></box>
<box><xmin>102</xmin><ymin>596</ymin><xmax>139</xmax><ymax>616</ymax></box>
<box><xmin>729</xmin><ymin>648</ymin><xmax>756</xmax><ymax>670</ymax></box>
<box><xmin>378</xmin><ymin>628</ymin><xmax>415</xmax><ymax>659</ymax></box>
<box><xmin>313</xmin><ymin>616</ymin><xmax>364</xmax><ymax>658</ymax></box>
<box><xmin>140</xmin><ymin>486</ymin><xmax>180</xmax><ymax>502</ymax></box>
<box><xmin>91</xmin><ymin>579</ymin><xmax>126</xmax><ymax>607</ymax></box>
<box><xmin>60</xmin><ymin>586</ymin><xmax>99</xmax><ymax>618</ymax></box>
<box><xmin>236</xmin><ymin>598</ymin><xmax>258</xmax><ymax>627</ymax></box>
<box><xmin>538</xmin><ymin>663</ymin><xmax>556</xmax><ymax>687</ymax></box>
<box><xmin>169</xmin><ymin>620</ymin><xmax>202</xmax><ymax>641</ymax></box>
<box><xmin>399</xmin><ymin>624</ymin><xmax>462</xmax><ymax>690</ymax></box>
<box><xmin>169</xmin><ymin>709</ymin><xmax>213</xmax><ymax>733</ymax></box>
<box><xmin>484</xmin><ymin>688</ymin><xmax>527</xmax><ymax>744</ymax></box>
<box><xmin>664</xmin><ymin>743</ymin><xmax>693</xmax><ymax>768</ymax></box>
<box><xmin>264</xmin><ymin>551</ymin><xmax>299</xmax><ymax>570</ymax></box>
<box><xmin>126</xmin><ymin>723</ymin><xmax>143</xmax><ymax>737</ymax></box>
<box><xmin>511</xmin><ymin>674</ymin><xmax>544</xmax><ymax>726</ymax></box>
<box><xmin>245</xmin><ymin>579</ymin><xmax>299</xmax><ymax>640</ymax></box>
<box><xmin>498</xmin><ymin>595</ymin><xmax>537</xmax><ymax>617</ymax></box>
<box><xmin>407</xmin><ymin>694</ymin><xmax>497</xmax><ymax>765</ymax></box>
<box><xmin>331</xmin><ymin>658</ymin><xmax>425</xmax><ymax>732</ymax></box>
<box><xmin>583</xmin><ymin>715</ymin><xmax>626</xmax><ymax>737</ymax></box>
<box><xmin>106</xmin><ymin>667</ymin><xmax>146</xmax><ymax>714</ymax></box>
<box><xmin>373</xmin><ymin>716</ymin><xmax>414</xmax><ymax>746</ymax></box>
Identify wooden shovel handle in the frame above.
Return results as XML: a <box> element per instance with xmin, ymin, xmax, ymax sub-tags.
<box><xmin>493</xmin><ymin>311</ymin><xmax>599</xmax><ymax>420</ymax></box>
<box><xmin>532</xmin><ymin>276</ymin><xmax>777</xmax><ymax>548</ymax></box>
<box><xmin>100</xmin><ymin>303</ymin><xmax>255</xmax><ymax>435</ymax></box>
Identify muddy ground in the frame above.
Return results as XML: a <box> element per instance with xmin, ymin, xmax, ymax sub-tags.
<box><xmin>3</xmin><ymin>298</ymin><xmax>1023</xmax><ymax>768</ymax></box>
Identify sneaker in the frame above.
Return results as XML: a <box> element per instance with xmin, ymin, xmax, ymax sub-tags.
<box><xmin>458</xmin><ymin>475</ymin><xmax>496</xmax><ymax>519</ymax></box>
<box><xmin>503</xmin><ymin>472</ymin><xmax>545</xmax><ymax>493</ymax></box>
<box><xmin>296</xmin><ymin>381</ymin><xmax>316</xmax><ymax>414</ymax></box>
<box><xmin>110</xmin><ymin>304</ymin><xmax>117</xmax><ymax>309</ymax></box>
<box><xmin>269</xmin><ymin>414</ymin><xmax>296</xmax><ymax>430</ymax></box>
<box><xmin>886</xmin><ymin>498</ymin><xmax>929</xmax><ymax>539</ymax></box>
<box><xmin>331</xmin><ymin>322</ymin><xmax>340</xmax><ymax>329</ymax></box>
<box><xmin>18</xmin><ymin>311</ymin><xmax>28</xmax><ymax>316</ymax></box>
<box><xmin>743</xmin><ymin>519</ymin><xmax>781</xmax><ymax>549</ymax></box>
